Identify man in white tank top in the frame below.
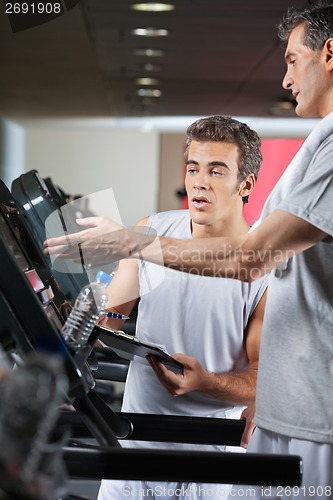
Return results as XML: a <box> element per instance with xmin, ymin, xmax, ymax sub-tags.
<box><xmin>44</xmin><ymin>116</ymin><xmax>268</xmax><ymax>498</ymax></box>
<box><xmin>96</xmin><ymin>116</ymin><xmax>268</xmax><ymax>499</ymax></box>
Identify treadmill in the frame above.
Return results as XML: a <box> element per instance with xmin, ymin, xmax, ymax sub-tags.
<box><xmin>0</xmin><ymin>177</ymin><xmax>302</xmax><ymax>494</ymax></box>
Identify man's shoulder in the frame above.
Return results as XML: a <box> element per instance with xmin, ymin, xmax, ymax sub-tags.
<box><xmin>156</xmin><ymin>208</ymin><xmax>188</xmax><ymax>217</ymax></box>
<box><xmin>148</xmin><ymin>209</ymin><xmax>190</xmax><ymax>236</ymax></box>
<box><xmin>150</xmin><ymin>209</ymin><xmax>189</xmax><ymax>224</ymax></box>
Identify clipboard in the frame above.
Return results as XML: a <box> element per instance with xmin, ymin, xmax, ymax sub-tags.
<box><xmin>96</xmin><ymin>325</ymin><xmax>183</xmax><ymax>374</ymax></box>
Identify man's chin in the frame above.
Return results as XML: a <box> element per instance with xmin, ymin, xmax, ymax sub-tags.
<box><xmin>294</xmin><ymin>104</ymin><xmax>320</xmax><ymax>119</ymax></box>
<box><xmin>191</xmin><ymin>215</ymin><xmax>211</xmax><ymax>227</ymax></box>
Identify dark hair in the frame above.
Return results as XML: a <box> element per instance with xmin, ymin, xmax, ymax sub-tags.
<box><xmin>184</xmin><ymin>115</ymin><xmax>262</xmax><ymax>204</ymax></box>
<box><xmin>278</xmin><ymin>3</ymin><xmax>333</xmax><ymax>50</ymax></box>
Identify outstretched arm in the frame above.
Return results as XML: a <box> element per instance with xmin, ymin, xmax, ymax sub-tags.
<box><xmin>44</xmin><ymin>210</ymin><xmax>328</xmax><ymax>281</ymax></box>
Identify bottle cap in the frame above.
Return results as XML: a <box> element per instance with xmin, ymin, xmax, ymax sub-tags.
<box><xmin>95</xmin><ymin>270</ymin><xmax>113</xmax><ymax>286</ymax></box>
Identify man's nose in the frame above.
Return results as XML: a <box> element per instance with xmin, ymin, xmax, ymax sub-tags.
<box><xmin>282</xmin><ymin>69</ymin><xmax>293</xmax><ymax>90</ymax></box>
<box><xmin>193</xmin><ymin>172</ymin><xmax>209</xmax><ymax>189</ymax></box>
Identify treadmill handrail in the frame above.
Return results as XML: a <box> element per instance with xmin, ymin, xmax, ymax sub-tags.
<box><xmin>63</xmin><ymin>445</ymin><xmax>303</xmax><ymax>487</ymax></box>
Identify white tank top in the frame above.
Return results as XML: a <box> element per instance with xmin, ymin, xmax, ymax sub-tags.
<box><xmin>121</xmin><ymin>210</ymin><xmax>267</xmax><ymax>448</ymax></box>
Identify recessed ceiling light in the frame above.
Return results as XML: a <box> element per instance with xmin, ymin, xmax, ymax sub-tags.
<box><xmin>143</xmin><ymin>63</ymin><xmax>163</xmax><ymax>72</ymax></box>
<box><xmin>132</xmin><ymin>48</ymin><xmax>165</xmax><ymax>57</ymax></box>
<box><xmin>132</xmin><ymin>28</ymin><xmax>169</xmax><ymax>37</ymax></box>
<box><xmin>131</xmin><ymin>3</ymin><xmax>175</xmax><ymax>12</ymax></box>
<box><xmin>137</xmin><ymin>89</ymin><xmax>162</xmax><ymax>97</ymax></box>
<box><xmin>136</xmin><ymin>77</ymin><xmax>160</xmax><ymax>85</ymax></box>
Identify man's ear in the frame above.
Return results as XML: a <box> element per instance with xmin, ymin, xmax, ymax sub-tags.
<box><xmin>324</xmin><ymin>38</ymin><xmax>333</xmax><ymax>70</ymax></box>
<box><xmin>239</xmin><ymin>173</ymin><xmax>256</xmax><ymax>198</ymax></box>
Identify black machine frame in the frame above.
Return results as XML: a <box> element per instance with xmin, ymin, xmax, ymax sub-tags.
<box><xmin>0</xmin><ymin>177</ymin><xmax>303</xmax><ymax>489</ymax></box>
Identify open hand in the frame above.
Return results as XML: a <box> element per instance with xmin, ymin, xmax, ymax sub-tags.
<box><xmin>44</xmin><ymin>216</ymin><xmax>156</xmax><ymax>268</ymax></box>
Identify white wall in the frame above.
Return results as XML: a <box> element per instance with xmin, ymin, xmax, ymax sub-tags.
<box><xmin>0</xmin><ymin>117</ymin><xmax>25</xmax><ymax>189</ymax></box>
<box><xmin>159</xmin><ymin>133</ymin><xmax>186</xmax><ymax>213</ymax></box>
<box><xmin>23</xmin><ymin>125</ymin><xmax>160</xmax><ymax>227</ymax></box>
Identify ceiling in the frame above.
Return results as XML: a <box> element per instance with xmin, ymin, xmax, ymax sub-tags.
<box><xmin>0</xmin><ymin>0</ymin><xmax>311</xmax><ymax>122</ymax></box>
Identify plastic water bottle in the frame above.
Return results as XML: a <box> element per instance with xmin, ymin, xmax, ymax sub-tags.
<box><xmin>61</xmin><ymin>270</ymin><xmax>113</xmax><ymax>349</ymax></box>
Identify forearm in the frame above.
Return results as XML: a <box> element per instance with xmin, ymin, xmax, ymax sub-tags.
<box><xmin>128</xmin><ymin>229</ymin><xmax>242</xmax><ymax>275</ymax></box>
<box><xmin>44</xmin><ymin>211</ymin><xmax>325</xmax><ymax>278</ymax></box>
<box><xmin>149</xmin><ymin>354</ymin><xmax>258</xmax><ymax>404</ymax></box>
<box><xmin>198</xmin><ymin>368</ymin><xmax>257</xmax><ymax>406</ymax></box>
<box><xmin>159</xmin><ymin>235</ymin><xmax>254</xmax><ymax>280</ymax></box>
<box><xmin>128</xmin><ymin>209</ymin><xmax>324</xmax><ymax>281</ymax></box>
<box><xmin>132</xmin><ymin>232</ymin><xmax>263</xmax><ymax>282</ymax></box>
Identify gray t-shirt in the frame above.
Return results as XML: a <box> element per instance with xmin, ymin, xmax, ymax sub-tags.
<box><xmin>255</xmin><ymin>134</ymin><xmax>333</xmax><ymax>443</ymax></box>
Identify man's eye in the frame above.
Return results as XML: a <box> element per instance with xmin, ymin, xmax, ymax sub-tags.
<box><xmin>212</xmin><ymin>170</ymin><xmax>223</xmax><ymax>176</ymax></box>
<box><xmin>187</xmin><ymin>168</ymin><xmax>197</xmax><ymax>174</ymax></box>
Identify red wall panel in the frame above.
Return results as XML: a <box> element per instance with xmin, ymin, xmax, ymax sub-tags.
<box><xmin>244</xmin><ymin>138</ymin><xmax>304</xmax><ymax>225</ymax></box>
<box><xmin>182</xmin><ymin>138</ymin><xmax>304</xmax><ymax>223</ymax></box>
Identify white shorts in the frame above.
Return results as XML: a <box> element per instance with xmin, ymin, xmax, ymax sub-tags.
<box><xmin>98</xmin><ymin>479</ymin><xmax>233</xmax><ymax>499</ymax></box>
<box><xmin>228</xmin><ymin>427</ymin><xmax>333</xmax><ymax>499</ymax></box>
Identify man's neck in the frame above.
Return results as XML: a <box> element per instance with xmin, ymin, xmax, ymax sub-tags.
<box><xmin>191</xmin><ymin>217</ymin><xmax>250</xmax><ymax>239</ymax></box>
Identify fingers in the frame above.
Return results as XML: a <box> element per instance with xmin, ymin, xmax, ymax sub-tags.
<box><xmin>76</xmin><ymin>217</ymin><xmax>102</xmax><ymax>227</ymax></box>
<box><xmin>43</xmin><ymin>242</ymin><xmax>70</xmax><ymax>255</ymax></box>
<box><xmin>147</xmin><ymin>355</ymin><xmax>170</xmax><ymax>376</ymax></box>
<box><xmin>44</xmin><ymin>234</ymin><xmax>80</xmax><ymax>251</ymax></box>
<box><xmin>240</xmin><ymin>420</ymin><xmax>256</xmax><ymax>449</ymax></box>
<box><xmin>147</xmin><ymin>356</ymin><xmax>181</xmax><ymax>395</ymax></box>
<box><xmin>172</xmin><ymin>353</ymin><xmax>191</xmax><ymax>365</ymax></box>
<box><xmin>43</xmin><ymin>241</ymin><xmax>80</xmax><ymax>258</ymax></box>
<box><xmin>44</xmin><ymin>218</ymin><xmax>101</xmax><ymax>251</ymax></box>
<box><xmin>76</xmin><ymin>216</ymin><xmax>123</xmax><ymax>233</ymax></box>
